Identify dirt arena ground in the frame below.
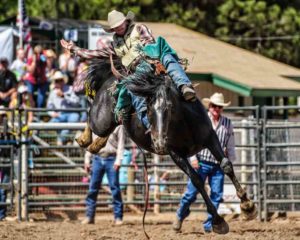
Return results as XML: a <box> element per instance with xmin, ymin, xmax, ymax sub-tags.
<box><xmin>1</xmin><ymin>213</ymin><xmax>300</xmax><ymax>240</ymax></box>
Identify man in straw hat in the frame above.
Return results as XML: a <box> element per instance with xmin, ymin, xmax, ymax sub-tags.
<box><xmin>173</xmin><ymin>92</ymin><xmax>236</xmax><ymax>233</ymax></box>
<box><xmin>60</xmin><ymin>10</ymin><xmax>196</xmax><ymax>130</ymax></box>
<box><xmin>47</xmin><ymin>71</ymin><xmax>80</xmax><ymax>145</ymax></box>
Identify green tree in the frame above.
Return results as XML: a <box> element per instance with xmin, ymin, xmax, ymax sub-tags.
<box><xmin>215</xmin><ymin>0</ymin><xmax>300</xmax><ymax>67</ymax></box>
<box><xmin>0</xmin><ymin>0</ymin><xmax>17</xmax><ymax>22</ymax></box>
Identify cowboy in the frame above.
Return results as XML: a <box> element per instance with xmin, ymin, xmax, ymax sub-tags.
<box><xmin>173</xmin><ymin>92</ymin><xmax>236</xmax><ymax>233</ymax></box>
<box><xmin>60</xmin><ymin>10</ymin><xmax>196</xmax><ymax>129</ymax></box>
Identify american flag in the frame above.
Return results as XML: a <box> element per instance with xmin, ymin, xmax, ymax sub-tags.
<box><xmin>16</xmin><ymin>0</ymin><xmax>32</xmax><ymax>57</ymax></box>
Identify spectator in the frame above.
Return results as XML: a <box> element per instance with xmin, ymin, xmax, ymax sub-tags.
<box><xmin>173</xmin><ymin>92</ymin><xmax>236</xmax><ymax>233</ymax></box>
<box><xmin>47</xmin><ymin>70</ymin><xmax>80</xmax><ymax>145</ymax></box>
<box><xmin>24</xmin><ymin>45</ymin><xmax>48</xmax><ymax>108</ymax></box>
<box><xmin>73</xmin><ymin>58</ymin><xmax>88</xmax><ymax>122</ymax></box>
<box><xmin>10</xmin><ymin>48</ymin><xmax>27</xmax><ymax>82</ymax></box>
<box><xmin>9</xmin><ymin>85</ymin><xmax>35</xmax><ymax>125</ymax></box>
<box><xmin>82</xmin><ymin>125</ymin><xmax>125</xmax><ymax>225</ymax></box>
<box><xmin>0</xmin><ymin>57</ymin><xmax>17</xmax><ymax>107</ymax></box>
<box><xmin>45</xmin><ymin>49</ymin><xmax>58</xmax><ymax>83</ymax></box>
<box><xmin>58</xmin><ymin>49</ymin><xmax>76</xmax><ymax>84</ymax></box>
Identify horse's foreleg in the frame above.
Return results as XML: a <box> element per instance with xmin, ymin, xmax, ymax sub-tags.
<box><xmin>220</xmin><ymin>158</ymin><xmax>257</xmax><ymax>220</ymax></box>
<box><xmin>207</xmin><ymin>134</ymin><xmax>257</xmax><ymax>220</ymax></box>
<box><xmin>169</xmin><ymin>151</ymin><xmax>229</xmax><ymax>234</ymax></box>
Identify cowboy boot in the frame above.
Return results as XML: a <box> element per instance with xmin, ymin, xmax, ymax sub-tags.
<box><xmin>87</xmin><ymin>136</ymin><xmax>109</xmax><ymax>154</ymax></box>
<box><xmin>75</xmin><ymin>124</ymin><xmax>92</xmax><ymax>148</ymax></box>
<box><xmin>181</xmin><ymin>85</ymin><xmax>196</xmax><ymax>101</ymax></box>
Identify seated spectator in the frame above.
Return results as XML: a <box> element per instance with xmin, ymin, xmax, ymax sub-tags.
<box><xmin>45</xmin><ymin>49</ymin><xmax>58</xmax><ymax>82</ymax></box>
<box><xmin>9</xmin><ymin>85</ymin><xmax>35</xmax><ymax>125</ymax></box>
<box><xmin>58</xmin><ymin>49</ymin><xmax>76</xmax><ymax>84</ymax></box>
<box><xmin>0</xmin><ymin>58</ymin><xmax>17</xmax><ymax>107</ymax></box>
<box><xmin>73</xmin><ymin>58</ymin><xmax>88</xmax><ymax>122</ymax></box>
<box><xmin>47</xmin><ymin>71</ymin><xmax>80</xmax><ymax>145</ymax></box>
<box><xmin>10</xmin><ymin>48</ymin><xmax>27</xmax><ymax>82</ymax></box>
<box><xmin>24</xmin><ymin>45</ymin><xmax>48</xmax><ymax>108</ymax></box>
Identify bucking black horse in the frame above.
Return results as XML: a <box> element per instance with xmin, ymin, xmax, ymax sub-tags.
<box><xmin>78</xmin><ymin>58</ymin><xmax>257</xmax><ymax>235</ymax></box>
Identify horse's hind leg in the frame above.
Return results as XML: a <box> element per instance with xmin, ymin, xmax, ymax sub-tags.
<box><xmin>87</xmin><ymin>136</ymin><xmax>109</xmax><ymax>154</ymax></box>
<box><xmin>206</xmin><ymin>133</ymin><xmax>257</xmax><ymax>220</ymax></box>
<box><xmin>169</xmin><ymin>151</ymin><xmax>229</xmax><ymax>234</ymax></box>
<box><xmin>75</xmin><ymin>122</ymin><xmax>92</xmax><ymax>148</ymax></box>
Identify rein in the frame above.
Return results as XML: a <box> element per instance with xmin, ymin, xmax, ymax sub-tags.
<box><xmin>109</xmin><ymin>54</ymin><xmax>125</xmax><ymax>80</ymax></box>
<box><xmin>137</xmin><ymin>145</ymin><xmax>150</xmax><ymax>240</ymax></box>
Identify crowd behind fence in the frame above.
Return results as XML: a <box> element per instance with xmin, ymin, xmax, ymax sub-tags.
<box><xmin>0</xmin><ymin>106</ymin><xmax>299</xmax><ymax>221</ymax></box>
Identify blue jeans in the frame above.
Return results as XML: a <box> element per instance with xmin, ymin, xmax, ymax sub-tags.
<box><xmin>176</xmin><ymin>161</ymin><xmax>224</xmax><ymax>231</ymax></box>
<box><xmin>86</xmin><ymin>155</ymin><xmax>123</xmax><ymax>220</ymax></box>
<box><xmin>127</xmin><ymin>54</ymin><xmax>191</xmax><ymax>128</ymax></box>
<box><xmin>77</xmin><ymin>94</ymin><xmax>88</xmax><ymax>122</ymax></box>
<box><xmin>50</xmin><ymin>112</ymin><xmax>80</xmax><ymax>143</ymax></box>
<box><xmin>0</xmin><ymin>172</ymin><xmax>9</xmax><ymax>220</ymax></box>
<box><xmin>24</xmin><ymin>80</ymin><xmax>49</xmax><ymax>108</ymax></box>
<box><xmin>162</xmin><ymin>54</ymin><xmax>191</xmax><ymax>88</ymax></box>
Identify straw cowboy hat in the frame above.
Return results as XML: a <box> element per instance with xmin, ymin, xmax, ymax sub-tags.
<box><xmin>107</xmin><ymin>10</ymin><xmax>135</xmax><ymax>29</ymax></box>
<box><xmin>51</xmin><ymin>71</ymin><xmax>68</xmax><ymax>83</ymax></box>
<box><xmin>202</xmin><ymin>92</ymin><xmax>231</xmax><ymax>108</ymax></box>
<box><xmin>45</xmin><ymin>49</ymin><xmax>57</xmax><ymax>59</ymax></box>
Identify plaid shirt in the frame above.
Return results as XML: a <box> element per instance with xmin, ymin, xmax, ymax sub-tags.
<box><xmin>191</xmin><ymin>112</ymin><xmax>236</xmax><ymax>164</ymax></box>
<box><xmin>72</xmin><ymin>23</ymin><xmax>155</xmax><ymax>59</ymax></box>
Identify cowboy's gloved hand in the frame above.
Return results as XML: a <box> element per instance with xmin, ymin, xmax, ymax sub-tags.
<box><xmin>60</xmin><ymin>39</ymin><xmax>75</xmax><ymax>51</ymax></box>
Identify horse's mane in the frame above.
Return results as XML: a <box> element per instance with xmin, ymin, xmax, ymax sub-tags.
<box><xmin>85</xmin><ymin>58</ymin><xmax>166</xmax><ymax>99</ymax></box>
<box><xmin>85</xmin><ymin>58</ymin><xmax>122</xmax><ymax>97</ymax></box>
<box><xmin>125</xmin><ymin>69</ymin><xmax>165</xmax><ymax>98</ymax></box>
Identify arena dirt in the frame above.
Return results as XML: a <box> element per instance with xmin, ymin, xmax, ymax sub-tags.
<box><xmin>0</xmin><ymin>213</ymin><xmax>299</xmax><ymax>240</ymax></box>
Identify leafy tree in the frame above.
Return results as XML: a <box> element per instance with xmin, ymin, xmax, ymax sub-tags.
<box><xmin>215</xmin><ymin>0</ymin><xmax>300</xmax><ymax>67</ymax></box>
<box><xmin>0</xmin><ymin>0</ymin><xmax>17</xmax><ymax>22</ymax></box>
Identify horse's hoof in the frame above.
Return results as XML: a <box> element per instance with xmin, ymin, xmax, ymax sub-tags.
<box><xmin>212</xmin><ymin>218</ymin><xmax>229</xmax><ymax>235</ymax></box>
<box><xmin>241</xmin><ymin>201</ymin><xmax>258</xmax><ymax>220</ymax></box>
<box><xmin>75</xmin><ymin>136</ymin><xmax>92</xmax><ymax>148</ymax></box>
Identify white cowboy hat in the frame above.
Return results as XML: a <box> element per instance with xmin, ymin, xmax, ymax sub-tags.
<box><xmin>202</xmin><ymin>92</ymin><xmax>231</xmax><ymax>108</ymax></box>
<box><xmin>107</xmin><ymin>10</ymin><xmax>135</xmax><ymax>29</ymax></box>
<box><xmin>18</xmin><ymin>85</ymin><xmax>28</xmax><ymax>94</ymax></box>
<box><xmin>51</xmin><ymin>71</ymin><xmax>68</xmax><ymax>83</ymax></box>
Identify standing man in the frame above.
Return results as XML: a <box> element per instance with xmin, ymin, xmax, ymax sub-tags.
<box><xmin>173</xmin><ymin>92</ymin><xmax>236</xmax><ymax>233</ymax></box>
<box><xmin>82</xmin><ymin>125</ymin><xmax>125</xmax><ymax>225</ymax></box>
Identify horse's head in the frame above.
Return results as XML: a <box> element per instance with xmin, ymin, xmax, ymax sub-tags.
<box><xmin>125</xmin><ymin>69</ymin><xmax>173</xmax><ymax>154</ymax></box>
<box><xmin>147</xmin><ymin>78</ymin><xmax>172</xmax><ymax>154</ymax></box>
